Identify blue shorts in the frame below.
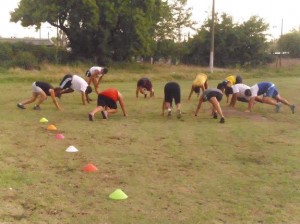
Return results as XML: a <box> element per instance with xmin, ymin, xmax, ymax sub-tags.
<box><xmin>263</xmin><ymin>85</ymin><xmax>278</xmax><ymax>98</ymax></box>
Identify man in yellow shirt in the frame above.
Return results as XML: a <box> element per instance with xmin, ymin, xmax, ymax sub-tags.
<box><xmin>188</xmin><ymin>73</ymin><xmax>208</xmax><ymax>100</ymax></box>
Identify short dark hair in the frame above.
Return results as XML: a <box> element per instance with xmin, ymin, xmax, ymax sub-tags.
<box><xmin>102</xmin><ymin>67</ymin><xmax>108</xmax><ymax>74</ymax></box>
<box><xmin>85</xmin><ymin>70</ymin><xmax>91</xmax><ymax>77</ymax></box>
<box><xmin>193</xmin><ymin>86</ymin><xmax>200</xmax><ymax>94</ymax></box>
<box><xmin>85</xmin><ymin>86</ymin><xmax>92</xmax><ymax>94</ymax></box>
<box><xmin>245</xmin><ymin>89</ymin><xmax>252</xmax><ymax>97</ymax></box>
<box><xmin>217</xmin><ymin>82</ymin><xmax>226</xmax><ymax>91</ymax></box>
<box><xmin>225</xmin><ymin>87</ymin><xmax>233</xmax><ymax>96</ymax></box>
<box><xmin>54</xmin><ymin>87</ymin><xmax>62</xmax><ymax>98</ymax></box>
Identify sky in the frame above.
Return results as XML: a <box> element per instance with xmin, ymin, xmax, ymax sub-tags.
<box><xmin>0</xmin><ymin>0</ymin><xmax>299</xmax><ymax>39</ymax></box>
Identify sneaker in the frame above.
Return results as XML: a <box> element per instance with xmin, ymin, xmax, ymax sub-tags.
<box><xmin>176</xmin><ymin>110</ymin><xmax>182</xmax><ymax>119</ymax></box>
<box><xmin>220</xmin><ymin>117</ymin><xmax>225</xmax><ymax>123</ymax></box>
<box><xmin>275</xmin><ymin>103</ymin><xmax>282</xmax><ymax>113</ymax></box>
<box><xmin>290</xmin><ymin>105</ymin><xmax>295</xmax><ymax>114</ymax></box>
<box><xmin>212</xmin><ymin>112</ymin><xmax>218</xmax><ymax>119</ymax></box>
<box><xmin>17</xmin><ymin>103</ymin><xmax>26</xmax><ymax>109</ymax></box>
<box><xmin>88</xmin><ymin>113</ymin><xmax>94</xmax><ymax>121</ymax></box>
<box><xmin>167</xmin><ymin>109</ymin><xmax>172</xmax><ymax>117</ymax></box>
<box><xmin>33</xmin><ymin>105</ymin><xmax>41</xmax><ymax>110</ymax></box>
<box><xmin>101</xmin><ymin>110</ymin><xmax>108</xmax><ymax>119</ymax></box>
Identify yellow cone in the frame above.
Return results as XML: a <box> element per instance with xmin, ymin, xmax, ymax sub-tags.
<box><xmin>40</xmin><ymin>117</ymin><xmax>48</xmax><ymax>123</ymax></box>
<box><xmin>109</xmin><ymin>189</ymin><xmax>128</xmax><ymax>200</ymax></box>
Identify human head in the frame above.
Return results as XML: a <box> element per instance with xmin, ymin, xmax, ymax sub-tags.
<box><xmin>225</xmin><ymin>87</ymin><xmax>233</xmax><ymax>97</ymax></box>
<box><xmin>85</xmin><ymin>70</ymin><xmax>91</xmax><ymax>77</ymax></box>
<box><xmin>85</xmin><ymin>86</ymin><xmax>92</xmax><ymax>94</ymax></box>
<box><xmin>54</xmin><ymin>87</ymin><xmax>62</xmax><ymax>98</ymax></box>
<box><xmin>217</xmin><ymin>81</ymin><xmax>227</xmax><ymax>91</ymax></box>
<box><xmin>101</xmin><ymin>67</ymin><xmax>108</xmax><ymax>74</ymax></box>
<box><xmin>245</xmin><ymin>89</ymin><xmax>252</xmax><ymax>97</ymax></box>
<box><xmin>193</xmin><ymin>86</ymin><xmax>200</xmax><ymax>94</ymax></box>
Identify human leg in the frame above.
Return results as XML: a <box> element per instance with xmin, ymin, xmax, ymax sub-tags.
<box><xmin>17</xmin><ymin>92</ymin><xmax>39</xmax><ymax>109</ymax></box>
<box><xmin>209</xmin><ymin>97</ymin><xmax>225</xmax><ymax>123</ymax></box>
<box><xmin>88</xmin><ymin>106</ymin><xmax>104</xmax><ymax>121</ymax></box>
<box><xmin>275</xmin><ymin>94</ymin><xmax>295</xmax><ymax>113</ymax></box>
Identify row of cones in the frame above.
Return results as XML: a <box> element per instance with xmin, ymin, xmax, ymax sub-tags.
<box><xmin>41</xmin><ymin>117</ymin><xmax>128</xmax><ymax>200</ymax></box>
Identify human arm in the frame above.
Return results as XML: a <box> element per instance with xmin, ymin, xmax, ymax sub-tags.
<box><xmin>60</xmin><ymin>88</ymin><xmax>74</xmax><ymax>94</ymax></box>
<box><xmin>136</xmin><ymin>87</ymin><xmax>140</xmax><ymax>98</ymax></box>
<box><xmin>49</xmin><ymin>89</ymin><xmax>62</xmax><ymax>110</ymax></box>
<box><xmin>80</xmin><ymin>91</ymin><xmax>89</xmax><ymax>105</ymax></box>
<box><xmin>229</xmin><ymin>93</ymin><xmax>237</xmax><ymax>107</ymax></box>
<box><xmin>188</xmin><ymin>86</ymin><xmax>194</xmax><ymax>100</ymax></box>
<box><xmin>97</xmin><ymin>74</ymin><xmax>104</xmax><ymax>86</ymax></box>
<box><xmin>195</xmin><ymin>95</ymin><xmax>204</xmax><ymax>116</ymax></box>
<box><xmin>150</xmin><ymin>88</ymin><xmax>154</xmax><ymax>98</ymax></box>
<box><xmin>90</xmin><ymin>77</ymin><xmax>100</xmax><ymax>94</ymax></box>
<box><xmin>118</xmin><ymin>92</ymin><xmax>128</xmax><ymax>116</ymax></box>
<box><xmin>161</xmin><ymin>100</ymin><xmax>165</xmax><ymax>116</ymax></box>
<box><xmin>245</xmin><ymin>97</ymin><xmax>255</xmax><ymax>112</ymax></box>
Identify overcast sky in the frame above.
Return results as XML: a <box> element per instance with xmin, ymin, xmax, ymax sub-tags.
<box><xmin>0</xmin><ymin>0</ymin><xmax>299</xmax><ymax>39</ymax></box>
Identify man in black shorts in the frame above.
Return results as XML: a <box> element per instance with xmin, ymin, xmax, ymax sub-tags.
<box><xmin>195</xmin><ymin>88</ymin><xmax>225</xmax><ymax>123</ymax></box>
<box><xmin>162</xmin><ymin>81</ymin><xmax>182</xmax><ymax>119</ymax></box>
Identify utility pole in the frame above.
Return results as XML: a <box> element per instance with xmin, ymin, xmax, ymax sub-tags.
<box><xmin>209</xmin><ymin>0</ymin><xmax>215</xmax><ymax>73</ymax></box>
<box><xmin>279</xmin><ymin>18</ymin><xmax>283</xmax><ymax>67</ymax></box>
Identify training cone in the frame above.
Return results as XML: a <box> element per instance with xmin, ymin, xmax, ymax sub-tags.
<box><xmin>65</xmin><ymin>145</ymin><xmax>78</xmax><ymax>153</ymax></box>
<box><xmin>109</xmin><ymin>189</ymin><xmax>128</xmax><ymax>200</ymax></box>
<box><xmin>55</xmin><ymin>133</ymin><xmax>65</xmax><ymax>140</ymax></box>
<box><xmin>40</xmin><ymin>117</ymin><xmax>48</xmax><ymax>123</ymax></box>
<box><xmin>83</xmin><ymin>163</ymin><xmax>98</xmax><ymax>172</ymax></box>
<box><xmin>47</xmin><ymin>124</ymin><xmax>57</xmax><ymax>131</ymax></box>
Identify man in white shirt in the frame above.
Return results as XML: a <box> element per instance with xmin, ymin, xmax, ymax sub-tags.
<box><xmin>85</xmin><ymin>66</ymin><xmax>108</xmax><ymax>94</ymax></box>
<box><xmin>228</xmin><ymin>83</ymin><xmax>264</xmax><ymax>108</ymax></box>
<box><xmin>59</xmin><ymin>74</ymin><xmax>92</xmax><ymax>105</ymax></box>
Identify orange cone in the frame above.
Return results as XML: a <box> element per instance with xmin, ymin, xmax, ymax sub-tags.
<box><xmin>47</xmin><ymin>124</ymin><xmax>57</xmax><ymax>131</ymax></box>
<box><xmin>83</xmin><ymin>163</ymin><xmax>98</xmax><ymax>172</ymax></box>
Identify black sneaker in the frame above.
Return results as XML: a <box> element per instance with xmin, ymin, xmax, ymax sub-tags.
<box><xmin>33</xmin><ymin>105</ymin><xmax>41</xmax><ymax>110</ymax></box>
<box><xmin>213</xmin><ymin>112</ymin><xmax>218</xmax><ymax>119</ymax></box>
<box><xmin>88</xmin><ymin>113</ymin><xmax>94</xmax><ymax>121</ymax></box>
<box><xmin>220</xmin><ymin>117</ymin><xmax>225</xmax><ymax>123</ymax></box>
<box><xmin>101</xmin><ymin>110</ymin><xmax>108</xmax><ymax>119</ymax></box>
<box><xmin>17</xmin><ymin>103</ymin><xmax>26</xmax><ymax>109</ymax></box>
<box><xmin>290</xmin><ymin>105</ymin><xmax>296</xmax><ymax>114</ymax></box>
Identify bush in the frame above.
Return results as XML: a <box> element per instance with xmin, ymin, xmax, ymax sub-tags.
<box><xmin>13</xmin><ymin>52</ymin><xmax>39</xmax><ymax>70</ymax></box>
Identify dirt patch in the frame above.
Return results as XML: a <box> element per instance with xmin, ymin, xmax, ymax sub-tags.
<box><xmin>223</xmin><ymin>108</ymin><xmax>268</xmax><ymax>121</ymax></box>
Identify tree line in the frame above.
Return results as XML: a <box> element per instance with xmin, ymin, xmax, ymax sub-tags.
<box><xmin>6</xmin><ymin>0</ymin><xmax>300</xmax><ymax>69</ymax></box>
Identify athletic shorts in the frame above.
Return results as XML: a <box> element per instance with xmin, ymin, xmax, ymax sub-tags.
<box><xmin>59</xmin><ymin>74</ymin><xmax>73</xmax><ymax>89</ymax></box>
<box><xmin>264</xmin><ymin>85</ymin><xmax>278</xmax><ymax>98</ymax></box>
<box><xmin>32</xmin><ymin>82</ymin><xmax>44</xmax><ymax>93</ymax></box>
<box><xmin>164</xmin><ymin>82</ymin><xmax>181</xmax><ymax>104</ymax></box>
<box><xmin>203</xmin><ymin>90</ymin><xmax>223</xmax><ymax>102</ymax></box>
<box><xmin>97</xmin><ymin>95</ymin><xmax>117</xmax><ymax>109</ymax></box>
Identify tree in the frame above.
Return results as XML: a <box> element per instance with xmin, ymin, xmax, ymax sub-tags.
<box><xmin>279</xmin><ymin>30</ymin><xmax>300</xmax><ymax>57</ymax></box>
<box><xmin>181</xmin><ymin>14</ymin><xmax>272</xmax><ymax>67</ymax></box>
<box><xmin>10</xmin><ymin>0</ymin><xmax>164</xmax><ymax>63</ymax></box>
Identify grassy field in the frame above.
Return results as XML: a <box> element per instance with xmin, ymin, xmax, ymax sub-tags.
<box><xmin>0</xmin><ymin>64</ymin><xmax>300</xmax><ymax>223</ymax></box>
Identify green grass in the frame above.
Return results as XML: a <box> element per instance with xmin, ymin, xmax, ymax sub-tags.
<box><xmin>0</xmin><ymin>64</ymin><xmax>300</xmax><ymax>223</ymax></box>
